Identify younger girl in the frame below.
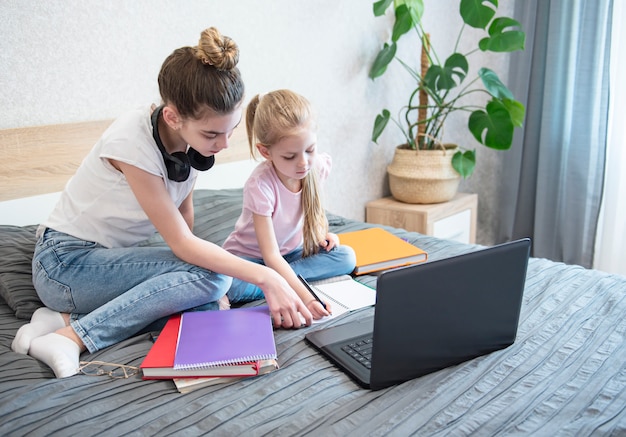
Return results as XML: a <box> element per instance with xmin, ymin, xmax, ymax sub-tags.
<box><xmin>222</xmin><ymin>90</ymin><xmax>356</xmax><ymax>319</ymax></box>
<box><xmin>12</xmin><ymin>29</ymin><xmax>312</xmax><ymax>378</ymax></box>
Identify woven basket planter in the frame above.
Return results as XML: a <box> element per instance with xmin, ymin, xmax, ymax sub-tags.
<box><xmin>387</xmin><ymin>145</ymin><xmax>460</xmax><ymax>204</ymax></box>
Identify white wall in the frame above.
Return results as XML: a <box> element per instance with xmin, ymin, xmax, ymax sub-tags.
<box><xmin>1</xmin><ymin>0</ymin><xmax>514</xmax><ymax>243</ymax></box>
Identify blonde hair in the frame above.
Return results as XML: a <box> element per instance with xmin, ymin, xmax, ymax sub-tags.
<box><xmin>246</xmin><ymin>90</ymin><xmax>328</xmax><ymax>257</ymax></box>
<box><xmin>158</xmin><ymin>27</ymin><xmax>244</xmax><ymax>119</ymax></box>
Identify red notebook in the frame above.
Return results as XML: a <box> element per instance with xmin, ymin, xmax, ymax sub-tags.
<box><xmin>140</xmin><ymin>312</ymin><xmax>275</xmax><ymax>379</ymax></box>
<box><xmin>174</xmin><ymin>305</ymin><xmax>277</xmax><ymax>370</ymax></box>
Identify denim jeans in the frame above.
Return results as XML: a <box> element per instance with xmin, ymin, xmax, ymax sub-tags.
<box><xmin>226</xmin><ymin>245</ymin><xmax>356</xmax><ymax>304</ymax></box>
<box><xmin>32</xmin><ymin>228</ymin><xmax>231</xmax><ymax>353</ymax></box>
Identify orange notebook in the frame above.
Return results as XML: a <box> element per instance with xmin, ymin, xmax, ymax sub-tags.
<box><xmin>339</xmin><ymin>227</ymin><xmax>427</xmax><ymax>275</ymax></box>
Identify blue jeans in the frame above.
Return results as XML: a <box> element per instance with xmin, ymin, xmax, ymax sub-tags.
<box><xmin>226</xmin><ymin>245</ymin><xmax>356</xmax><ymax>304</ymax></box>
<box><xmin>32</xmin><ymin>228</ymin><xmax>231</xmax><ymax>353</ymax></box>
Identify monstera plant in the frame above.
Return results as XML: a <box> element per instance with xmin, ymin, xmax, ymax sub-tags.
<box><xmin>370</xmin><ymin>0</ymin><xmax>526</xmax><ymax>178</ymax></box>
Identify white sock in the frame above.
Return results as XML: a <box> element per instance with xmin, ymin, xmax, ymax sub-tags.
<box><xmin>29</xmin><ymin>333</ymin><xmax>81</xmax><ymax>378</ymax></box>
<box><xmin>11</xmin><ymin>307</ymin><xmax>66</xmax><ymax>354</ymax></box>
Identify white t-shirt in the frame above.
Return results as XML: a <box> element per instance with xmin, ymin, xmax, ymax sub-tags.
<box><xmin>222</xmin><ymin>153</ymin><xmax>331</xmax><ymax>257</ymax></box>
<box><xmin>42</xmin><ymin>106</ymin><xmax>197</xmax><ymax>248</ymax></box>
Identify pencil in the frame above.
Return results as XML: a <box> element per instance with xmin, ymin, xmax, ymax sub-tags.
<box><xmin>297</xmin><ymin>274</ymin><xmax>328</xmax><ymax>311</ymax></box>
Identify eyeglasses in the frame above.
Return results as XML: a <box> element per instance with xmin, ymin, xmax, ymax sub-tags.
<box><xmin>78</xmin><ymin>360</ymin><xmax>140</xmax><ymax>379</ymax></box>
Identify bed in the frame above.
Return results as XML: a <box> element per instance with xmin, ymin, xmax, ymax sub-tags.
<box><xmin>0</xmin><ymin>121</ymin><xmax>624</xmax><ymax>436</ymax></box>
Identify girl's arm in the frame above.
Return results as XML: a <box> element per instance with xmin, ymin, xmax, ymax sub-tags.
<box><xmin>252</xmin><ymin>213</ymin><xmax>331</xmax><ymax>319</ymax></box>
<box><xmin>178</xmin><ymin>191</ymin><xmax>194</xmax><ymax>231</ymax></box>
<box><xmin>112</xmin><ymin>160</ymin><xmax>312</xmax><ymax>328</ymax></box>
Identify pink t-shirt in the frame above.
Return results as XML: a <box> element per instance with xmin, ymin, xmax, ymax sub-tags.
<box><xmin>223</xmin><ymin>153</ymin><xmax>331</xmax><ymax>258</ymax></box>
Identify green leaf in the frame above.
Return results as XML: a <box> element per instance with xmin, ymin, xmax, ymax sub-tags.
<box><xmin>478</xmin><ymin>68</ymin><xmax>513</xmax><ymax>99</ymax></box>
<box><xmin>402</xmin><ymin>0</ymin><xmax>424</xmax><ymax>22</ymax></box>
<box><xmin>373</xmin><ymin>0</ymin><xmax>393</xmax><ymax>16</ymax></box>
<box><xmin>391</xmin><ymin>4</ymin><xmax>416</xmax><ymax>42</ymax></box>
<box><xmin>372</xmin><ymin>109</ymin><xmax>391</xmax><ymax>143</ymax></box>
<box><xmin>468</xmin><ymin>100</ymin><xmax>514</xmax><ymax>149</ymax></box>
<box><xmin>478</xmin><ymin>70</ymin><xmax>527</xmax><ymax>128</ymax></box>
<box><xmin>373</xmin><ymin>1</ymin><xmax>424</xmax><ymax>22</ymax></box>
<box><xmin>369</xmin><ymin>42</ymin><xmax>397</xmax><ymax>79</ymax></box>
<box><xmin>502</xmin><ymin>98</ymin><xmax>525</xmax><ymax>127</ymax></box>
<box><xmin>478</xmin><ymin>17</ymin><xmax>526</xmax><ymax>52</ymax></box>
<box><xmin>452</xmin><ymin>150</ymin><xmax>476</xmax><ymax>178</ymax></box>
<box><xmin>460</xmin><ymin>0</ymin><xmax>497</xmax><ymax>30</ymax></box>
<box><xmin>423</xmin><ymin>53</ymin><xmax>469</xmax><ymax>91</ymax></box>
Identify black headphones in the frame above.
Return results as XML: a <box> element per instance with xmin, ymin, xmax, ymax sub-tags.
<box><xmin>151</xmin><ymin>105</ymin><xmax>215</xmax><ymax>182</ymax></box>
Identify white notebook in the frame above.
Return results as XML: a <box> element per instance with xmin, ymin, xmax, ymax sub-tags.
<box><xmin>310</xmin><ymin>275</ymin><xmax>376</xmax><ymax>321</ymax></box>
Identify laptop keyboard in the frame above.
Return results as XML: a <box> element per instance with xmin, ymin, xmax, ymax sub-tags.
<box><xmin>341</xmin><ymin>337</ymin><xmax>374</xmax><ymax>369</ymax></box>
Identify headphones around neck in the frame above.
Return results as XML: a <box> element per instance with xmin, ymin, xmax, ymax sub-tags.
<box><xmin>151</xmin><ymin>105</ymin><xmax>215</xmax><ymax>182</ymax></box>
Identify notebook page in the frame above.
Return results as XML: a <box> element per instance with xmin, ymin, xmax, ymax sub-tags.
<box><xmin>310</xmin><ymin>274</ymin><xmax>353</xmax><ymax>285</ymax></box>
<box><xmin>312</xmin><ymin>279</ymin><xmax>376</xmax><ymax>320</ymax></box>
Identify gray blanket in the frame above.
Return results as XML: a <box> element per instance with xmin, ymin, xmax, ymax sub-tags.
<box><xmin>0</xmin><ymin>189</ymin><xmax>624</xmax><ymax>436</ymax></box>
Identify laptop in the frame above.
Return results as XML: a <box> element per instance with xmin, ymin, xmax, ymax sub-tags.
<box><xmin>305</xmin><ymin>238</ymin><xmax>531</xmax><ymax>390</ymax></box>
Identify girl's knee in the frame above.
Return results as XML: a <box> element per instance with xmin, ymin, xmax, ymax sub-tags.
<box><xmin>191</xmin><ymin>269</ymin><xmax>233</xmax><ymax>300</ymax></box>
<box><xmin>190</xmin><ymin>273</ymin><xmax>233</xmax><ymax>312</ymax></box>
<box><xmin>226</xmin><ymin>279</ymin><xmax>264</xmax><ymax>304</ymax></box>
<box><xmin>190</xmin><ymin>267</ymin><xmax>232</xmax><ymax>290</ymax></box>
<box><xmin>213</xmin><ymin>272</ymin><xmax>233</xmax><ymax>291</ymax></box>
<box><xmin>337</xmin><ymin>245</ymin><xmax>357</xmax><ymax>267</ymax></box>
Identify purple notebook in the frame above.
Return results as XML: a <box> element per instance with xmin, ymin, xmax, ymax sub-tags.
<box><xmin>173</xmin><ymin>305</ymin><xmax>277</xmax><ymax>369</ymax></box>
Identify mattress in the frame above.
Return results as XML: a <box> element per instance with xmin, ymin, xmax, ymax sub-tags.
<box><xmin>0</xmin><ymin>189</ymin><xmax>624</xmax><ymax>436</ymax></box>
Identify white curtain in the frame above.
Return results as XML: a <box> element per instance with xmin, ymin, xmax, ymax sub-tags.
<box><xmin>594</xmin><ymin>1</ymin><xmax>626</xmax><ymax>276</ymax></box>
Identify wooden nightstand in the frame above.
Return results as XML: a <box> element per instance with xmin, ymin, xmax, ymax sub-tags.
<box><xmin>365</xmin><ymin>193</ymin><xmax>478</xmax><ymax>244</ymax></box>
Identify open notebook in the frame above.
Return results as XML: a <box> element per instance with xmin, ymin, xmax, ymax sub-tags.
<box><xmin>310</xmin><ymin>275</ymin><xmax>376</xmax><ymax>321</ymax></box>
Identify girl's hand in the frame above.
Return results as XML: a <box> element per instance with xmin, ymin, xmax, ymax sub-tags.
<box><xmin>305</xmin><ymin>298</ymin><xmax>332</xmax><ymax>320</ymax></box>
<box><xmin>261</xmin><ymin>272</ymin><xmax>313</xmax><ymax>329</ymax></box>
<box><xmin>319</xmin><ymin>232</ymin><xmax>340</xmax><ymax>252</ymax></box>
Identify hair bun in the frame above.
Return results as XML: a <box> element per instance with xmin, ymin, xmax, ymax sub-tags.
<box><xmin>195</xmin><ymin>27</ymin><xmax>239</xmax><ymax>70</ymax></box>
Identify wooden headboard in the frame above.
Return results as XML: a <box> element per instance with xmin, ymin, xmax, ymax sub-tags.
<box><xmin>0</xmin><ymin>119</ymin><xmax>250</xmax><ymax>202</ymax></box>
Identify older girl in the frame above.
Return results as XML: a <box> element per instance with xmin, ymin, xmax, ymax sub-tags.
<box><xmin>12</xmin><ymin>29</ymin><xmax>312</xmax><ymax>378</ymax></box>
